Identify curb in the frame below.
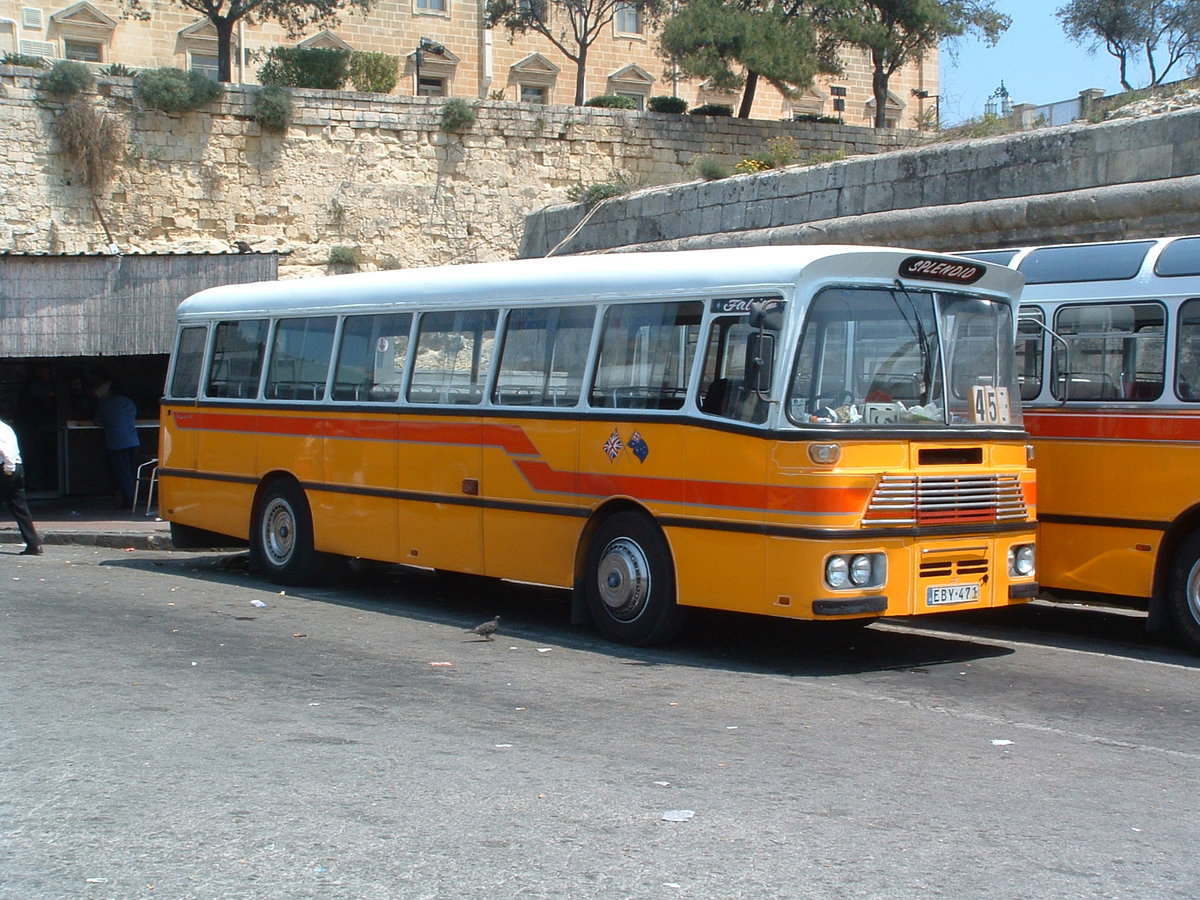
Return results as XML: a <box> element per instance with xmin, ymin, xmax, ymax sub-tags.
<box><xmin>1</xmin><ymin>532</ymin><xmax>175</xmax><ymax>551</ymax></box>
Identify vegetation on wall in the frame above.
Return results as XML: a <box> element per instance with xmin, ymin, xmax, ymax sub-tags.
<box><xmin>328</xmin><ymin>244</ymin><xmax>361</xmax><ymax>269</ymax></box>
<box><xmin>584</xmin><ymin>94</ymin><xmax>638</xmax><ymax>109</ymax></box>
<box><xmin>1</xmin><ymin>52</ymin><xmax>48</xmax><ymax>68</ymax></box>
<box><xmin>259</xmin><ymin>47</ymin><xmax>351</xmax><ymax>90</ymax></box>
<box><xmin>54</xmin><ymin>100</ymin><xmax>125</xmax><ymax>190</ymax></box>
<box><xmin>648</xmin><ymin>95</ymin><xmax>688</xmax><ymax>113</ymax></box>
<box><xmin>254</xmin><ymin>85</ymin><xmax>294</xmax><ymax>132</ymax></box>
<box><xmin>565</xmin><ymin>170</ymin><xmax>645</xmax><ymax>206</ymax></box>
<box><xmin>134</xmin><ymin>67</ymin><xmax>224</xmax><ymax>112</ymax></box>
<box><xmin>348</xmin><ymin>51</ymin><xmax>400</xmax><ymax>93</ymax></box>
<box><xmin>440</xmin><ymin>98</ymin><xmax>477</xmax><ymax>132</ymax></box>
<box><xmin>40</xmin><ymin>61</ymin><xmax>95</xmax><ymax>95</ymax></box>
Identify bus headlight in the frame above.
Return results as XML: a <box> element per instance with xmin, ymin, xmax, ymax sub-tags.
<box><xmin>850</xmin><ymin>554</ymin><xmax>873</xmax><ymax>586</ymax></box>
<box><xmin>826</xmin><ymin>556</ymin><xmax>849</xmax><ymax>589</ymax></box>
<box><xmin>1009</xmin><ymin>544</ymin><xmax>1036</xmax><ymax>577</ymax></box>
<box><xmin>825</xmin><ymin>553</ymin><xmax>886</xmax><ymax>590</ymax></box>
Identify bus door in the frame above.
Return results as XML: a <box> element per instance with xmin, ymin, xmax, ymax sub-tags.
<box><xmin>399</xmin><ymin>309</ymin><xmax>496</xmax><ymax>575</ymax></box>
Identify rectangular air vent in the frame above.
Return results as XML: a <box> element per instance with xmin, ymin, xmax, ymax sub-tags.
<box><xmin>22</xmin><ymin>7</ymin><xmax>45</xmax><ymax>30</ymax></box>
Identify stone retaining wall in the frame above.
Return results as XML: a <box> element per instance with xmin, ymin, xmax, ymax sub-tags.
<box><xmin>518</xmin><ymin>107</ymin><xmax>1200</xmax><ymax>257</ymax></box>
<box><xmin>0</xmin><ymin>66</ymin><xmax>904</xmax><ymax>277</ymax></box>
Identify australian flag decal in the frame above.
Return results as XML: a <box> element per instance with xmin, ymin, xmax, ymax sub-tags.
<box><xmin>603</xmin><ymin>429</ymin><xmax>624</xmax><ymax>461</ymax></box>
<box><xmin>628</xmin><ymin>430</ymin><xmax>649</xmax><ymax>463</ymax></box>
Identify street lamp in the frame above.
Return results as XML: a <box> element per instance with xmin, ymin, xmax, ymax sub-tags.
<box><xmin>912</xmin><ymin>88</ymin><xmax>939</xmax><ymax>130</ymax></box>
<box><xmin>985</xmin><ymin>81</ymin><xmax>1012</xmax><ymax>118</ymax></box>
<box><xmin>414</xmin><ymin>37</ymin><xmax>444</xmax><ymax>96</ymax></box>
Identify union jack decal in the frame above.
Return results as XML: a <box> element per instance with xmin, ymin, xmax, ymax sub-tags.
<box><xmin>602</xmin><ymin>429</ymin><xmax>623</xmax><ymax>461</ymax></box>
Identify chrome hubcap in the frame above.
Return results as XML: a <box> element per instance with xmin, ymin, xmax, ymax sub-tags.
<box><xmin>263</xmin><ymin>498</ymin><xmax>296</xmax><ymax>567</ymax></box>
<box><xmin>1187</xmin><ymin>558</ymin><xmax>1200</xmax><ymax>626</ymax></box>
<box><xmin>597</xmin><ymin>537</ymin><xmax>651</xmax><ymax>622</ymax></box>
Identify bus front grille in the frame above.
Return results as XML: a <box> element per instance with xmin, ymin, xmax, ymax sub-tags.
<box><xmin>863</xmin><ymin>474</ymin><xmax>1028</xmax><ymax>526</ymax></box>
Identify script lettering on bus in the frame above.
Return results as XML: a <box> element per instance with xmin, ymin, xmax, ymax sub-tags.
<box><xmin>710</xmin><ymin>297</ymin><xmax>785</xmax><ymax>315</ymax></box>
<box><xmin>899</xmin><ymin>257</ymin><xmax>985</xmax><ymax>285</ymax></box>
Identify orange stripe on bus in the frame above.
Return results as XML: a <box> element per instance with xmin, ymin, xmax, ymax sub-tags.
<box><xmin>174</xmin><ymin>411</ymin><xmax>540</xmax><ymax>454</ymax></box>
<box><xmin>514</xmin><ymin>460</ymin><xmax>870</xmax><ymax>515</ymax></box>
<box><xmin>1025</xmin><ymin>410</ymin><xmax>1200</xmax><ymax>442</ymax></box>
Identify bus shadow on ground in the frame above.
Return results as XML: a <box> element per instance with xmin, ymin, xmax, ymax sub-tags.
<box><xmin>894</xmin><ymin>599</ymin><xmax>1200</xmax><ymax>668</ymax></box>
<box><xmin>106</xmin><ymin>551</ymin><xmax>1022</xmax><ymax>678</ymax></box>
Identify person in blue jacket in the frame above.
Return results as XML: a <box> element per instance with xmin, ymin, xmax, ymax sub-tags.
<box><xmin>93</xmin><ymin>376</ymin><xmax>140</xmax><ymax>510</ymax></box>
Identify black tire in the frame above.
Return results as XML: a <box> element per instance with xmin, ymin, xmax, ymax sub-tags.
<box><xmin>250</xmin><ymin>480</ymin><xmax>323</xmax><ymax>587</ymax></box>
<box><xmin>1167</xmin><ymin>531</ymin><xmax>1200</xmax><ymax>654</ymax></box>
<box><xmin>583</xmin><ymin>511</ymin><xmax>686</xmax><ymax>646</ymax></box>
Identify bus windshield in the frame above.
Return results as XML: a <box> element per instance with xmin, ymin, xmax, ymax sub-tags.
<box><xmin>787</xmin><ymin>286</ymin><xmax>1022</xmax><ymax>428</ymax></box>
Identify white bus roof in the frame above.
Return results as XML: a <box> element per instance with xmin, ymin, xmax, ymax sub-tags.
<box><xmin>176</xmin><ymin>245</ymin><xmax>1024</xmax><ymax>319</ymax></box>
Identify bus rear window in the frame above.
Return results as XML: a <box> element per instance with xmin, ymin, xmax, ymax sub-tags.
<box><xmin>168</xmin><ymin>326</ymin><xmax>207</xmax><ymax>399</ymax></box>
<box><xmin>1020</xmin><ymin>242</ymin><xmax>1153</xmax><ymax>284</ymax></box>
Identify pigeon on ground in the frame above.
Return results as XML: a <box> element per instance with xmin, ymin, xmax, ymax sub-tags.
<box><xmin>466</xmin><ymin>616</ymin><xmax>500</xmax><ymax>641</ymax></box>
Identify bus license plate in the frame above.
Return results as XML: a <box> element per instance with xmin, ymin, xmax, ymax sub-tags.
<box><xmin>926</xmin><ymin>583</ymin><xmax>980</xmax><ymax>606</ymax></box>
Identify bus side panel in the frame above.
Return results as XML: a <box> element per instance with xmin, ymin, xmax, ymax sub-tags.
<box><xmin>1032</xmin><ymin>429</ymin><xmax>1194</xmax><ymax>598</ymax></box>
<box><xmin>481</xmin><ymin>417</ymin><xmax>580</xmax><ymax>587</ymax></box>
<box><xmin>314</xmin><ymin>413</ymin><xmax>401</xmax><ymax>564</ymax></box>
<box><xmin>670</xmin><ymin>426</ymin><xmax>767</xmax><ymax>613</ymax></box>
<box><xmin>164</xmin><ymin>405</ymin><xmax>259</xmax><ymax>539</ymax></box>
<box><xmin>395</xmin><ymin>418</ymin><xmax>483</xmax><ymax>574</ymax></box>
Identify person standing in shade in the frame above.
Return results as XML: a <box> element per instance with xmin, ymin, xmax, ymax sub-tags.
<box><xmin>0</xmin><ymin>415</ymin><xmax>43</xmax><ymax>555</ymax></box>
<box><xmin>93</xmin><ymin>377</ymin><xmax>140</xmax><ymax>510</ymax></box>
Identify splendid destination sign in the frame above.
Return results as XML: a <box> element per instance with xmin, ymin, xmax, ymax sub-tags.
<box><xmin>898</xmin><ymin>256</ymin><xmax>986</xmax><ymax>285</ymax></box>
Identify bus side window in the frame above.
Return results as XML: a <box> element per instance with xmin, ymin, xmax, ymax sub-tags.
<box><xmin>333</xmin><ymin>313</ymin><xmax>412</xmax><ymax>402</ymax></box>
<box><xmin>590</xmin><ymin>300</ymin><xmax>702</xmax><ymax>410</ymax></box>
<box><xmin>408</xmin><ymin>310</ymin><xmax>497</xmax><ymax>405</ymax></box>
<box><xmin>1052</xmin><ymin>303</ymin><xmax>1164</xmax><ymax>402</ymax></box>
<box><xmin>265</xmin><ymin>317</ymin><xmax>336</xmax><ymax>402</ymax></box>
<box><xmin>206</xmin><ymin>320</ymin><xmax>268</xmax><ymax>400</ymax></box>
<box><xmin>1177</xmin><ymin>298</ymin><xmax>1200</xmax><ymax>401</ymax></box>
<box><xmin>697</xmin><ymin>315</ymin><xmax>765</xmax><ymax>423</ymax></box>
<box><xmin>168</xmin><ymin>326</ymin><xmax>207</xmax><ymax>399</ymax></box>
<box><xmin>493</xmin><ymin>306</ymin><xmax>595</xmax><ymax>407</ymax></box>
<box><xmin>1015</xmin><ymin>309</ymin><xmax>1044</xmax><ymax>401</ymax></box>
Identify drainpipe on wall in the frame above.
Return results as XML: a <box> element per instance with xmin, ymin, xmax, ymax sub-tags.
<box><xmin>480</xmin><ymin>25</ymin><xmax>493</xmax><ymax>98</ymax></box>
<box><xmin>237</xmin><ymin>20</ymin><xmax>245</xmax><ymax>83</ymax></box>
<box><xmin>0</xmin><ymin>18</ymin><xmax>22</xmax><ymax>57</ymax></box>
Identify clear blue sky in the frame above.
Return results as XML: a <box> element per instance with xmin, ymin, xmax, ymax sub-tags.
<box><xmin>939</xmin><ymin>0</ymin><xmax>1153</xmax><ymax>125</ymax></box>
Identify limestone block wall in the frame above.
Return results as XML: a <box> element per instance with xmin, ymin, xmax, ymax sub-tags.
<box><xmin>0</xmin><ymin>65</ymin><xmax>903</xmax><ymax>277</ymax></box>
<box><xmin>519</xmin><ymin>107</ymin><xmax>1200</xmax><ymax>257</ymax></box>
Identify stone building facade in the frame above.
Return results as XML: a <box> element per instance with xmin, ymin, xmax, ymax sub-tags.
<box><xmin>0</xmin><ymin>0</ymin><xmax>936</xmax><ymax>129</ymax></box>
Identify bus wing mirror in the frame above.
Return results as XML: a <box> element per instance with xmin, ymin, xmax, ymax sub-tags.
<box><xmin>748</xmin><ymin>301</ymin><xmax>783</xmax><ymax>332</ymax></box>
<box><xmin>745</xmin><ymin>332</ymin><xmax>776</xmax><ymax>394</ymax></box>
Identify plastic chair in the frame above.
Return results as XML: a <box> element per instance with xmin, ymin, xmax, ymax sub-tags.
<box><xmin>133</xmin><ymin>457</ymin><xmax>159</xmax><ymax>516</ymax></box>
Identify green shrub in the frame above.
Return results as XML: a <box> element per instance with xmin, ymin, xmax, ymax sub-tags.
<box><xmin>378</xmin><ymin>255</ymin><xmax>403</xmax><ymax>270</ymax></box>
<box><xmin>54</xmin><ymin>98</ymin><xmax>124</xmax><ymax>190</ymax></box>
<box><xmin>1</xmin><ymin>52</ymin><xmax>48</xmax><ymax>69</ymax></box>
<box><xmin>328</xmin><ymin>245</ymin><xmax>361</xmax><ymax>269</ymax></box>
<box><xmin>100</xmin><ymin>62</ymin><xmax>136</xmax><ymax>77</ymax></box>
<box><xmin>564</xmin><ymin>171</ymin><xmax>644</xmax><ymax>207</ymax></box>
<box><xmin>690</xmin><ymin>103</ymin><xmax>732</xmax><ymax>117</ymax></box>
<box><xmin>693</xmin><ymin>156</ymin><xmax>730</xmax><ymax>181</ymax></box>
<box><xmin>440</xmin><ymin>98</ymin><xmax>476</xmax><ymax>132</ymax></box>
<box><xmin>134</xmin><ymin>67</ymin><xmax>223</xmax><ymax>112</ymax></box>
<box><xmin>791</xmin><ymin>112</ymin><xmax>841</xmax><ymax>124</ymax></box>
<box><xmin>584</xmin><ymin>94</ymin><xmax>638</xmax><ymax>109</ymax></box>
<box><xmin>254</xmin><ymin>85</ymin><xmax>293</xmax><ymax>132</ymax></box>
<box><xmin>648</xmin><ymin>95</ymin><xmax>688</xmax><ymax>114</ymax></box>
<box><xmin>258</xmin><ymin>47</ymin><xmax>350</xmax><ymax>90</ymax></box>
<box><xmin>348</xmin><ymin>51</ymin><xmax>399</xmax><ymax>93</ymax></box>
<box><xmin>40</xmin><ymin>60</ymin><xmax>94</xmax><ymax>95</ymax></box>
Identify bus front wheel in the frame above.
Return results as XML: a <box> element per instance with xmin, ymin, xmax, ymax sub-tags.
<box><xmin>251</xmin><ymin>481</ymin><xmax>322</xmax><ymax>587</ymax></box>
<box><xmin>1167</xmin><ymin>531</ymin><xmax>1200</xmax><ymax>654</ymax></box>
<box><xmin>584</xmin><ymin>512</ymin><xmax>686</xmax><ymax>646</ymax></box>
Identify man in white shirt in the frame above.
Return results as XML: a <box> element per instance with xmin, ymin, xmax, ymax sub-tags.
<box><xmin>0</xmin><ymin>417</ymin><xmax>43</xmax><ymax>555</ymax></box>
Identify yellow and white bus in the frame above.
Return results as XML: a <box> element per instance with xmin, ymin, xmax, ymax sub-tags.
<box><xmin>159</xmin><ymin>245</ymin><xmax>1037</xmax><ymax>644</ymax></box>
<box><xmin>962</xmin><ymin>235</ymin><xmax>1200</xmax><ymax>652</ymax></box>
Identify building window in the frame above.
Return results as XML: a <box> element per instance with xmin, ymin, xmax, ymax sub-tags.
<box><xmin>418</xmin><ymin>76</ymin><xmax>446</xmax><ymax>97</ymax></box>
<box><xmin>520</xmin><ymin>84</ymin><xmax>547</xmax><ymax>104</ymax></box>
<box><xmin>415</xmin><ymin>0</ymin><xmax>448</xmax><ymax>13</ymax></box>
<box><xmin>64</xmin><ymin>39</ymin><xmax>102</xmax><ymax>62</ymax></box>
<box><xmin>190</xmin><ymin>54</ymin><xmax>219</xmax><ymax>80</ymax></box>
<box><xmin>615</xmin><ymin>91</ymin><xmax>644</xmax><ymax>110</ymax></box>
<box><xmin>615</xmin><ymin>3</ymin><xmax>643</xmax><ymax>35</ymax></box>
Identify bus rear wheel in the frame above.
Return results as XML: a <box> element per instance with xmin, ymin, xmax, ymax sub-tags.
<box><xmin>251</xmin><ymin>480</ymin><xmax>323</xmax><ymax>587</ymax></box>
<box><xmin>584</xmin><ymin>512</ymin><xmax>686</xmax><ymax>646</ymax></box>
<box><xmin>1168</xmin><ymin>532</ymin><xmax>1200</xmax><ymax>654</ymax></box>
